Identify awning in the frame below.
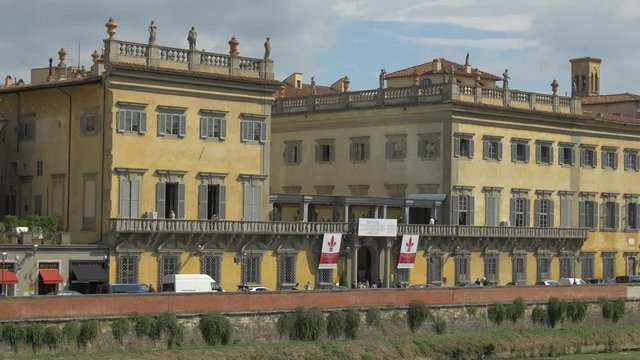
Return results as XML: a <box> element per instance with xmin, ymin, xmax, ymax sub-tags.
<box><xmin>0</xmin><ymin>270</ymin><xmax>18</xmax><ymax>284</ymax></box>
<box><xmin>39</xmin><ymin>269</ymin><xmax>64</xmax><ymax>284</ymax></box>
<box><xmin>71</xmin><ymin>265</ymin><xmax>108</xmax><ymax>283</ymax></box>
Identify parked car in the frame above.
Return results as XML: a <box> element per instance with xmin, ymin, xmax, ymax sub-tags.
<box><xmin>162</xmin><ymin>274</ymin><xmax>223</xmax><ymax>293</ymax></box>
<box><xmin>615</xmin><ymin>275</ymin><xmax>640</xmax><ymax>283</ymax></box>
<box><xmin>460</xmin><ymin>283</ymin><xmax>481</xmax><ymax>288</ymax></box>
<box><xmin>97</xmin><ymin>283</ymin><xmax>153</xmax><ymax>294</ymax></box>
<box><xmin>249</xmin><ymin>286</ymin><xmax>272</xmax><ymax>292</ymax></box>
<box><xmin>47</xmin><ymin>290</ymin><xmax>82</xmax><ymax>296</ymax></box>
<box><xmin>535</xmin><ymin>280</ymin><xmax>561</xmax><ymax>286</ymax></box>
<box><xmin>506</xmin><ymin>281</ymin><xmax>527</xmax><ymax>286</ymax></box>
<box><xmin>588</xmin><ymin>278</ymin><xmax>616</xmax><ymax>285</ymax></box>
<box><xmin>558</xmin><ymin>278</ymin><xmax>587</xmax><ymax>285</ymax></box>
<box><xmin>330</xmin><ymin>285</ymin><xmax>349</xmax><ymax>290</ymax></box>
<box><xmin>410</xmin><ymin>283</ymin><xmax>440</xmax><ymax>289</ymax></box>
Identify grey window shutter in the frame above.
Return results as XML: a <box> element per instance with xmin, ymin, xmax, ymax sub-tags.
<box><xmin>559</xmin><ymin>147</ymin><xmax>564</xmax><ymax>165</ymax></box>
<box><xmin>177</xmin><ymin>183</ymin><xmax>186</xmax><ymax>219</ymax></box>
<box><xmin>81</xmin><ymin>114</ymin><xmax>87</xmax><ymax>134</ymax></box>
<box><xmin>130</xmin><ymin>180</ymin><xmax>139</xmax><ymax>218</ymax></box>
<box><xmin>483</xmin><ymin>141</ymin><xmax>489</xmax><ymax>160</ymax></box>
<box><xmin>570</xmin><ymin>148</ymin><xmax>575</xmax><ymax>166</ymax></box>
<box><xmin>156</xmin><ymin>182</ymin><xmax>166</xmax><ymax>218</ymax></box>
<box><xmin>524</xmin><ymin>199</ymin><xmax>531</xmax><ymax>227</ymax></box>
<box><xmin>601</xmin><ymin>151</ymin><xmax>605</xmax><ymax>169</ymax></box>
<box><xmin>497</xmin><ymin>142</ymin><xmax>503</xmax><ymax>161</ymax></box>
<box><xmin>625</xmin><ymin>152</ymin><xmax>630</xmax><ymax>170</ymax></box>
<box><xmin>614</xmin><ymin>203</ymin><xmax>620</xmax><ymax>230</ymax></box>
<box><xmin>241</xmin><ymin>121</ymin><xmax>248</xmax><ymax>141</ymax></box>
<box><xmin>315</xmin><ymin>144</ymin><xmax>321</xmax><ymax>162</ymax></box>
<box><xmin>580</xmin><ymin>148</ymin><xmax>586</xmax><ymax>166</ymax></box>
<box><xmin>220</xmin><ymin>118</ymin><xmax>227</xmax><ymax>140</ymax></box>
<box><xmin>509</xmin><ymin>198</ymin><xmax>516</xmax><ymax>226</ymax></box>
<box><xmin>635</xmin><ymin>204</ymin><xmax>640</xmax><ymax>229</ymax></box>
<box><xmin>534</xmin><ymin>200</ymin><xmax>540</xmax><ymax>227</ymax></box>
<box><xmin>511</xmin><ymin>143</ymin><xmax>517</xmax><ymax>162</ymax></box>
<box><xmin>243</xmin><ymin>185</ymin><xmax>252</xmax><ymax>220</ymax></box>
<box><xmin>158</xmin><ymin>114</ymin><xmax>166</xmax><ymax>136</ymax></box>
<box><xmin>117</xmin><ymin>111</ymin><xmax>125</xmax><ymax>133</ymax></box>
<box><xmin>253</xmin><ymin>186</ymin><xmax>262</xmax><ymax>220</ymax></box>
<box><xmin>592</xmin><ymin>150</ymin><xmax>597</xmax><ymax>168</ymax></box>
<box><xmin>260</xmin><ymin>122</ymin><xmax>267</xmax><ymax>143</ymax></box>
<box><xmin>485</xmin><ymin>196</ymin><xmax>494</xmax><ymax>226</ymax></box>
<box><xmin>549</xmin><ymin>200</ymin><xmax>555</xmax><ymax>227</ymax></box>
<box><xmin>418</xmin><ymin>139</ymin><xmax>425</xmax><ymax>158</ymax></box>
<box><xmin>560</xmin><ymin>198</ymin><xmax>567</xmax><ymax>227</ymax></box>
<box><xmin>468</xmin><ymin>196</ymin><xmax>475</xmax><ymax>225</ymax></box>
<box><xmin>592</xmin><ymin>202</ymin><xmax>598</xmax><ymax>229</ymax></box>
<box><xmin>283</xmin><ymin>147</ymin><xmax>289</xmax><ymax>163</ymax></box>
<box><xmin>613</xmin><ymin>153</ymin><xmax>618</xmax><ymax>169</ymax></box>
<box><xmin>178</xmin><ymin>115</ymin><xmax>186</xmax><ymax>137</ymax></box>
<box><xmin>139</xmin><ymin>112</ymin><xmax>147</xmax><ymax>134</ymax></box>
<box><xmin>454</xmin><ymin>138</ymin><xmax>460</xmax><ymax>157</ymax></box>
<box><xmin>468</xmin><ymin>139</ymin><xmax>474</xmax><ymax>158</ymax></box>
<box><xmin>524</xmin><ymin>144</ymin><xmax>530</xmax><ymax>163</ymax></box>
<box><xmin>635</xmin><ymin>154</ymin><xmax>640</xmax><ymax>171</ymax></box>
<box><xmin>578</xmin><ymin>201</ymin><xmax>586</xmax><ymax>228</ymax></box>
<box><xmin>451</xmin><ymin>196</ymin><xmax>459</xmax><ymax>225</ymax></box>
<box><xmin>385</xmin><ymin>141</ymin><xmax>392</xmax><ymax>159</ymax></box>
<box><xmin>364</xmin><ymin>143</ymin><xmax>370</xmax><ymax>161</ymax></box>
<box><xmin>350</xmin><ymin>143</ymin><xmax>356</xmax><ymax>161</ymax></box>
<box><xmin>549</xmin><ymin>146</ymin><xmax>554</xmax><ymax>164</ymax></box>
<box><xmin>200</xmin><ymin>118</ymin><xmax>207</xmax><ymax>139</ymax></box>
<box><xmin>218</xmin><ymin>185</ymin><xmax>226</xmax><ymax>220</ymax></box>
<box><xmin>119</xmin><ymin>179</ymin><xmax>130</xmax><ymax>218</ymax></box>
<box><xmin>401</xmin><ymin>140</ymin><xmax>407</xmax><ymax>159</ymax></box>
<box><xmin>198</xmin><ymin>184</ymin><xmax>208</xmax><ymax>219</ymax></box>
<box><xmin>434</xmin><ymin>139</ymin><xmax>440</xmax><ymax>157</ymax></box>
<box><xmin>535</xmin><ymin>144</ymin><xmax>541</xmax><ymax>164</ymax></box>
<box><xmin>329</xmin><ymin>144</ymin><xmax>335</xmax><ymax>161</ymax></box>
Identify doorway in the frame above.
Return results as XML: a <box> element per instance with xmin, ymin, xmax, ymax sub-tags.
<box><xmin>409</xmin><ymin>207</ymin><xmax>432</xmax><ymax>224</ymax></box>
<box><xmin>357</xmin><ymin>247</ymin><xmax>372</xmax><ymax>285</ymax></box>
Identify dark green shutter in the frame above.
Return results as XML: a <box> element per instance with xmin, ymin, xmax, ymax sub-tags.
<box><xmin>468</xmin><ymin>196</ymin><xmax>475</xmax><ymax>225</ymax></box>
<box><xmin>578</xmin><ymin>201</ymin><xmax>585</xmax><ymax>228</ymax></box>
<box><xmin>468</xmin><ymin>139</ymin><xmax>474</xmax><ymax>158</ymax></box>
<box><xmin>454</xmin><ymin>138</ymin><xmax>460</xmax><ymax>157</ymax></box>
<box><xmin>534</xmin><ymin>200</ymin><xmax>540</xmax><ymax>227</ymax></box>
<box><xmin>451</xmin><ymin>196</ymin><xmax>459</xmax><ymax>225</ymax></box>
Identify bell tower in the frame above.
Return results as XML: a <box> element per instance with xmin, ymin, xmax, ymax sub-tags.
<box><xmin>569</xmin><ymin>57</ymin><xmax>602</xmax><ymax>97</ymax></box>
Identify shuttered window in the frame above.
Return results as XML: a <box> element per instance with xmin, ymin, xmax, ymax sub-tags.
<box><xmin>278</xmin><ymin>254</ymin><xmax>297</xmax><ymax>287</ymax></box>
<box><xmin>581</xmin><ymin>254</ymin><xmax>595</xmax><ymax>280</ymax></box>
<box><xmin>201</xmin><ymin>254</ymin><xmax>221</xmax><ymax>284</ymax></box>
<box><xmin>623</xmin><ymin>150</ymin><xmax>640</xmax><ymax>172</ymax></box>
<box><xmin>537</xmin><ymin>256</ymin><xmax>551</xmax><ymax>281</ymax></box>
<box><xmin>534</xmin><ymin>199</ymin><xmax>554</xmax><ymax>228</ymax></box>
<box><xmin>452</xmin><ymin>195</ymin><xmax>475</xmax><ymax>225</ymax></box>
<box><xmin>602</xmin><ymin>149</ymin><xmax>618</xmax><ymax>169</ymax></box>
<box><xmin>510</xmin><ymin>198</ymin><xmax>530</xmax><ymax>227</ymax></box>
<box><xmin>241</xmin><ymin>117</ymin><xmax>267</xmax><ymax>143</ymax></box>
<box><xmin>603</xmin><ymin>201</ymin><xmax>620</xmax><ymax>230</ymax></box>
<box><xmin>455</xmin><ymin>254</ymin><xmax>470</xmax><ymax>284</ymax></box>
<box><xmin>559</xmin><ymin>254</ymin><xmax>575</xmax><ymax>278</ymax></box>
<box><xmin>513</xmin><ymin>254</ymin><xmax>526</xmax><ymax>282</ymax></box>
<box><xmin>159</xmin><ymin>254</ymin><xmax>180</xmax><ymax>288</ymax></box>
<box><xmin>158</xmin><ymin>112</ymin><xmax>186</xmax><ymax>137</ymax></box>
<box><xmin>119</xmin><ymin>178</ymin><xmax>140</xmax><ymax>218</ymax></box>
<box><xmin>603</xmin><ymin>253</ymin><xmax>616</xmax><ymax>280</ymax></box>
<box><xmin>243</xmin><ymin>254</ymin><xmax>262</xmax><ymax>285</ymax></box>
<box><xmin>428</xmin><ymin>254</ymin><xmax>443</xmax><ymax>285</ymax></box>
<box><xmin>579</xmin><ymin>200</ymin><xmax>598</xmax><ymax>229</ymax></box>
<box><xmin>118</xmin><ymin>255</ymin><xmax>139</xmax><ymax>284</ymax></box>
<box><xmin>484</xmin><ymin>254</ymin><xmax>499</xmax><ymax>284</ymax></box>
<box><xmin>200</xmin><ymin>116</ymin><xmax>227</xmax><ymax>140</ymax></box>
<box><xmin>243</xmin><ymin>185</ymin><xmax>261</xmax><ymax>221</ymax></box>
<box><xmin>116</xmin><ymin>108</ymin><xmax>147</xmax><ymax>134</ymax></box>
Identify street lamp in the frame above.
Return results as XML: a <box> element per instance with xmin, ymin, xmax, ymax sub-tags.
<box><xmin>32</xmin><ymin>244</ymin><xmax>38</xmax><ymax>295</ymax></box>
<box><xmin>1</xmin><ymin>252</ymin><xmax>7</xmax><ymax>296</ymax></box>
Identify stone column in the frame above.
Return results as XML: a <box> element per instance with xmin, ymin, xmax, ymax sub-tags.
<box><xmin>344</xmin><ymin>204</ymin><xmax>350</xmax><ymax>223</ymax></box>
<box><xmin>302</xmin><ymin>202</ymin><xmax>309</xmax><ymax>222</ymax></box>
<box><xmin>383</xmin><ymin>238</ymin><xmax>393</xmax><ymax>288</ymax></box>
<box><xmin>374</xmin><ymin>206</ymin><xmax>380</xmax><ymax>219</ymax></box>
<box><xmin>382</xmin><ymin>205</ymin><xmax>388</xmax><ymax>219</ymax></box>
<box><xmin>351</xmin><ymin>241</ymin><xmax>360</xmax><ymax>287</ymax></box>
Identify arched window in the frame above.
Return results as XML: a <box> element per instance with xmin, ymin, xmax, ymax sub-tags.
<box><xmin>420</xmin><ymin>78</ymin><xmax>432</xmax><ymax>88</ymax></box>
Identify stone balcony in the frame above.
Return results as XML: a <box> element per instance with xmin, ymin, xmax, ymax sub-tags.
<box><xmin>273</xmin><ymin>83</ymin><xmax>582</xmax><ymax>116</ymax></box>
<box><xmin>102</xmin><ymin>39</ymin><xmax>274</xmax><ymax>80</ymax></box>
<box><xmin>110</xmin><ymin>218</ymin><xmax>587</xmax><ymax>239</ymax></box>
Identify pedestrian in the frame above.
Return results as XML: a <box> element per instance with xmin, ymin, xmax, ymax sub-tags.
<box><xmin>475</xmin><ymin>278</ymin><xmax>481</xmax><ymax>286</ymax></box>
<box><xmin>148</xmin><ymin>283</ymin><xmax>156</xmax><ymax>293</ymax></box>
<box><xmin>377</xmin><ymin>279</ymin><xmax>382</xmax><ymax>288</ymax></box>
<box><xmin>292</xmin><ymin>282</ymin><xmax>299</xmax><ymax>290</ymax></box>
<box><xmin>304</xmin><ymin>281</ymin><xmax>311</xmax><ymax>291</ymax></box>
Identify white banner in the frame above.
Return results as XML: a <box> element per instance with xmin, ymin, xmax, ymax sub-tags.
<box><xmin>318</xmin><ymin>233</ymin><xmax>342</xmax><ymax>269</ymax></box>
<box><xmin>397</xmin><ymin>235</ymin><xmax>420</xmax><ymax>269</ymax></box>
<box><xmin>357</xmin><ymin>218</ymin><xmax>398</xmax><ymax>237</ymax></box>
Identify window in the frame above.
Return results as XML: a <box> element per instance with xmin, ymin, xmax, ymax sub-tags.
<box><xmin>482</xmin><ymin>136</ymin><xmax>503</xmax><ymax>161</ymax></box>
<box><xmin>159</xmin><ymin>254</ymin><xmax>180</xmax><ymax>288</ymax></box>
<box><xmin>36</xmin><ymin>161</ymin><xmax>43</xmax><ymax>176</ymax></box>
<box><xmin>283</xmin><ymin>142</ymin><xmax>302</xmax><ymax>165</ymax></box>
<box><xmin>81</xmin><ymin>112</ymin><xmax>101</xmax><ymax>134</ymax></box>
<box><xmin>603</xmin><ymin>201</ymin><xmax>619</xmax><ymax>230</ymax></box>
<box><xmin>602</xmin><ymin>148</ymin><xmax>618</xmax><ymax>169</ymax></box>
<box><xmin>624</xmin><ymin>150</ymin><xmax>640</xmax><ymax>171</ymax></box>
<box><xmin>420</xmin><ymin>79</ymin><xmax>432</xmax><ymax>87</ymax></box>
<box><xmin>119</xmin><ymin>177</ymin><xmax>140</xmax><ymax>218</ymax></box>
<box><xmin>559</xmin><ymin>254</ymin><xmax>575</xmax><ymax>279</ymax></box>
<box><xmin>317</xmin><ymin>269</ymin><xmax>334</xmax><ymax>285</ymax></box>
<box><xmin>278</xmin><ymin>254</ymin><xmax>297</xmax><ymax>287</ymax></box>
<box><xmin>559</xmin><ymin>193</ymin><xmax>574</xmax><ymax>228</ymax></box>
<box><xmin>484</xmin><ymin>254</ymin><xmax>499</xmax><ymax>284</ymax></box>
<box><xmin>116</xmin><ymin>106</ymin><xmax>147</xmax><ymax>134</ymax></box>
<box><xmin>558</xmin><ymin>143</ymin><xmax>575</xmax><ymax>166</ymax></box>
<box><xmin>581</xmin><ymin>253</ymin><xmax>595</xmax><ymax>280</ymax></box>
<box><xmin>18</xmin><ymin>114</ymin><xmax>35</xmax><ymax>141</ymax></box>
<box><xmin>580</xmin><ymin>146</ymin><xmax>597</xmax><ymax>168</ymax></box>
<box><xmin>535</xmin><ymin>141</ymin><xmax>553</xmax><ymax>164</ymax></box>
<box><xmin>455</xmin><ymin>253</ymin><xmax>470</xmax><ymax>284</ymax></box>
<box><xmin>513</xmin><ymin>253</ymin><xmax>527</xmax><ymax>282</ymax></box>
<box><xmin>314</xmin><ymin>185</ymin><xmax>334</xmax><ymax>195</ymax></box>
<box><xmin>315</xmin><ymin>140</ymin><xmax>335</xmax><ymax>163</ymax></box>
<box><xmin>428</xmin><ymin>254</ymin><xmax>443</xmax><ymax>285</ymax></box>
<box><xmin>385</xmin><ymin>136</ymin><xmax>407</xmax><ymax>160</ymax></box>
<box><xmin>537</xmin><ymin>256</ymin><xmax>551</xmax><ymax>282</ymax></box>
<box><xmin>200</xmin><ymin>115</ymin><xmax>227</xmax><ymax>140</ymax></box>
<box><xmin>158</xmin><ymin>111</ymin><xmax>185</xmax><ymax>137</ymax></box>
<box><xmin>385</xmin><ymin>184</ymin><xmax>407</xmax><ymax>198</ymax></box>
<box><xmin>418</xmin><ymin>134</ymin><xmax>440</xmax><ymax>159</ymax></box>
<box><xmin>201</xmin><ymin>254</ymin><xmax>221</xmax><ymax>284</ymax></box>
<box><xmin>350</xmin><ymin>137</ymin><xmax>370</xmax><ymax>162</ymax></box>
<box><xmin>627</xmin><ymin>255</ymin><xmax>638</xmax><ymax>276</ymax></box>
<box><xmin>452</xmin><ymin>195</ymin><xmax>474</xmax><ymax>225</ymax></box>
<box><xmin>534</xmin><ymin>198</ymin><xmax>554</xmax><ymax>228</ymax></box>
<box><xmin>603</xmin><ymin>253</ymin><xmax>616</xmax><ymax>280</ymax></box>
<box><xmin>241</xmin><ymin>116</ymin><xmax>267</xmax><ymax>143</ymax></box>
<box><xmin>510</xmin><ymin>196</ymin><xmax>530</xmax><ymax>227</ymax></box>
<box><xmin>243</xmin><ymin>184</ymin><xmax>261</xmax><ymax>221</ymax></box>
<box><xmin>9</xmin><ymin>162</ymin><xmax>17</xmax><ymax>176</ymax></box>
<box><xmin>156</xmin><ymin>181</ymin><xmax>186</xmax><ymax>219</ymax></box>
<box><xmin>117</xmin><ymin>255</ymin><xmax>139</xmax><ymax>284</ymax></box>
<box><xmin>83</xmin><ymin>174</ymin><xmax>97</xmax><ymax>230</ymax></box>
<box><xmin>579</xmin><ymin>199</ymin><xmax>598</xmax><ymax>229</ymax></box>
<box><xmin>349</xmin><ymin>185</ymin><xmax>369</xmax><ymax>196</ymax></box>
<box><xmin>34</xmin><ymin>195</ymin><xmax>42</xmax><ymax>216</ymax></box>
<box><xmin>198</xmin><ymin>184</ymin><xmax>226</xmax><ymax>220</ymax></box>
<box><xmin>511</xmin><ymin>140</ymin><xmax>530</xmax><ymax>163</ymax></box>
<box><xmin>626</xmin><ymin>200</ymin><xmax>640</xmax><ymax>230</ymax></box>
<box><xmin>396</xmin><ymin>268</ymin><xmax>410</xmax><ymax>284</ymax></box>
<box><xmin>454</xmin><ymin>134</ymin><xmax>474</xmax><ymax>159</ymax></box>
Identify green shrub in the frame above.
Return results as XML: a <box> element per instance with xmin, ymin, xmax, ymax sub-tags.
<box><xmin>291</xmin><ymin>307</ymin><xmax>325</xmax><ymax>341</ymax></box>
<box><xmin>25</xmin><ymin>323</ymin><xmax>46</xmax><ymax>353</ymax></box>
<box><xmin>487</xmin><ymin>303</ymin><xmax>507</xmax><ymax>325</ymax></box>
<box><xmin>3</xmin><ymin>215</ymin><xmax>19</xmax><ymax>235</ymax></box>
<box><xmin>602</xmin><ymin>298</ymin><xmax>625</xmax><ymax>323</ymax></box>
<box><xmin>365</xmin><ymin>308</ymin><xmax>382</xmax><ymax>329</ymax></box>
<box><xmin>531</xmin><ymin>305</ymin><xmax>547</xmax><ymax>325</ymax></box>
<box><xmin>157</xmin><ymin>312</ymin><xmax>183</xmax><ymax>348</ymax></box>
<box><xmin>507</xmin><ymin>297</ymin><xmax>526</xmax><ymax>324</ymax></box>
<box><xmin>111</xmin><ymin>318</ymin><xmax>130</xmax><ymax>345</ymax></box>
<box><xmin>43</xmin><ymin>326</ymin><xmax>62</xmax><ymax>351</ymax></box>
<box><xmin>62</xmin><ymin>322</ymin><xmax>80</xmax><ymax>343</ymax></box>
<box><xmin>129</xmin><ymin>312</ymin><xmax>155</xmax><ymax>338</ymax></box>
<box><xmin>433</xmin><ymin>316</ymin><xmax>447</xmax><ymax>334</ymax></box>
<box><xmin>567</xmin><ymin>300</ymin><xmax>588</xmax><ymax>323</ymax></box>
<box><xmin>2</xmin><ymin>323</ymin><xmax>25</xmax><ymax>353</ymax></box>
<box><xmin>326</xmin><ymin>311</ymin><xmax>346</xmax><ymax>340</ymax></box>
<box><xmin>407</xmin><ymin>301</ymin><xmax>432</xmax><ymax>332</ymax></box>
<box><xmin>276</xmin><ymin>313</ymin><xmax>294</xmax><ymax>339</ymax></box>
<box><xmin>466</xmin><ymin>306</ymin><xmax>478</xmax><ymax>316</ymax></box>
<box><xmin>76</xmin><ymin>321</ymin><xmax>98</xmax><ymax>350</ymax></box>
<box><xmin>547</xmin><ymin>297</ymin><xmax>567</xmax><ymax>328</ymax></box>
<box><xmin>344</xmin><ymin>309</ymin><xmax>361</xmax><ymax>339</ymax></box>
<box><xmin>199</xmin><ymin>312</ymin><xmax>233</xmax><ymax>346</ymax></box>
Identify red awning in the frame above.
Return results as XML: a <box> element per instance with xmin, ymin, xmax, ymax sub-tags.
<box><xmin>39</xmin><ymin>269</ymin><xmax>63</xmax><ymax>284</ymax></box>
<box><xmin>0</xmin><ymin>270</ymin><xmax>18</xmax><ymax>284</ymax></box>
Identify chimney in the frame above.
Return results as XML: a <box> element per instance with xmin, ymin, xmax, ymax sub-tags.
<box><xmin>432</xmin><ymin>58</ymin><xmax>442</xmax><ymax>72</ymax></box>
<box><xmin>4</xmin><ymin>75</ymin><xmax>12</xmax><ymax>87</ymax></box>
<box><xmin>283</xmin><ymin>73</ymin><xmax>303</xmax><ymax>88</ymax></box>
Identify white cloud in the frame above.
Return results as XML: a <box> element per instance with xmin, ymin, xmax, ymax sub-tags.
<box><xmin>402</xmin><ymin>36</ymin><xmax>540</xmax><ymax>51</ymax></box>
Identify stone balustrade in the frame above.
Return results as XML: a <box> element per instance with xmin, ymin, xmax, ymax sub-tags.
<box><xmin>273</xmin><ymin>83</ymin><xmax>582</xmax><ymax>116</ymax></box>
<box><xmin>110</xmin><ymin>218</ymin><xmax>587</xmax><ymax>239</ymax></box>
<box><xmin>103</xmin><ymin>39</ymin><xmax>274</xmax><ymax>80</ymax></box>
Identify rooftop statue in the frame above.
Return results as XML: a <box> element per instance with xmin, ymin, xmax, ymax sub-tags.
<box><xmin>187</xmin><ymin>26</ymin><xmax>197</xmax><ymax>51</ymax></box>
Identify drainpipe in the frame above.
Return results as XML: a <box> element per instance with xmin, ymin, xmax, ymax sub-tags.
<box><xmin>57</xmin><ymin>88</ymin><xmax>72</xmax><ymax>232</ymax></box>
<box><xmin>99</xmin><ymin>78</ymin><xmax>106</xmax><ymax>243</ymax></box>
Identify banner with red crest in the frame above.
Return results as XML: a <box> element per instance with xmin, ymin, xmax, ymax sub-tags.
<box><xmin>397</xmin><ymin>235</ymin><xmax>420</xmax><ymax>269</ymax></box>
<box><xmin>318</xmin><ymin>233</ymin><xmax>342</xmax><ymax>269</ymax></box>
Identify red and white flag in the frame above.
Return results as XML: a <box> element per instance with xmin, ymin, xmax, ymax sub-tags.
<box><xmin>318</xmin><ymin>233</ymin><xmax>342</xmax><ymax>269</ymax></box>
<box><xmin>397</xmin><ymin>235</ymin><xmax>420</xmax><ymax>269</ymax></box>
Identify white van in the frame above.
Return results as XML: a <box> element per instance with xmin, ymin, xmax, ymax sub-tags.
<box><xmin>161</xmin><ymin>274</ymin><xmax>224</xmax><ymax>293</ymax></box>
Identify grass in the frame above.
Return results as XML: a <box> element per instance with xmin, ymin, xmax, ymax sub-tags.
<box><xmin>5</xmin><ymin>324</ymin><xmax>640</xmax><ymax>360</ymax></box>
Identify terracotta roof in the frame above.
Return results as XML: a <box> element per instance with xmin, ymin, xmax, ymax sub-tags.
<box><xmin>110</xmin><ymin>62</ymin><xmax>283</xmax><ymax>87</ymax></box>
<box><xmin>274</xmin><ymin>83</ymin><xmax>340</xmax><ymax>98</ymax></box>
<box><xmin>580</xmin><ymin>93</ymin><xmax>640</xmax><ymax>105</ymax></box>
<box><xmin>385</xmin><ymin>58</ymin><xmax>501</xmax><ymax>81</ymax></box>
<box><xmin>582</xmin><ymin>110</ymin><xmax>640</xmax><ymax>124</ymax></box>
<box><xmin>0</xmin><ymin>76</ymin><xmax>101</xmax><ymax>94</ymax></box>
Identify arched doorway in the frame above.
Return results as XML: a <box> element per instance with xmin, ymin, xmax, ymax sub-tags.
<box><xmin>357</xmin><ymin>246</ymin><xmax>372</xmax><ymax>285</ymax></box>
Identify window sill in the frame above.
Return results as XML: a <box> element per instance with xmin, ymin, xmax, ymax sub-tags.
<box><xmin>454</xmin><ymin>156</ymin><xmax>473</xmax><ymax>160</ymax></box>
<box><xmin>201</xmin><ymin>137</ymin><xmax>225</xmax><ymax>142</ymax></box>
<box><xmin>623</xmin><ymin>228</ymin><xmax>640</xmax><ymax>232</ymax></box>
<box><xmin>242</xmin><ymin>140</ymin><xmax>265</xmax><ymax>145</ymax></box>
<box><xmin>559</xmin><ymin>164</ymin><xmax>574</xmax><ymax>168</ymax></box>
<box><xmin>536</xmin><ymin>162</ymin><xmax>553</xmax><ymax>166</ymax></box>
<box><xmin>316</xmin><ymin>161</ymin><xmax>335</xmax><ymax>164</ymax></box>
<box><xmin>483</xmin><ymin>158</ymin><xmax>501</xmax><ymax>162</ymax></box>
<box><xmin>351</xmin><ymin>160</ymin><xmax>369</xmax><ymax>164</ymax></box>
<box><xmin>388</xmin><ymin>158</ymin><xmax>406</xmax><ymax>162</ymax></box>
<box><xmin>580</xmin><ymin>165</ymin><xmax>597</xmax><ymax>169</ymax></box>
<box><xmin>600</xmin><ymin>228</ymin><xmax>618</xmax><ymax>232</ymax></box>
<box><xmin>285</xmin><ymin>162</ymin><xmax>302</xmax><ymax>166</ymax></box>
<box><xmin>512</xmin><ymin>160</ymin><xmax>529</xmax><ymax>164</ymax></box>
<box><xmin>419</xmin><ymin>156</ymin><xmax>439</xmax><ymax>161</ymax></box>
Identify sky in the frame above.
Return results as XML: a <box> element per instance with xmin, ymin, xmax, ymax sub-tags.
<box><xmin>1</xmin><ymin>0</ymin><xmax>639</xmax><ymax>96</ymax></box>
